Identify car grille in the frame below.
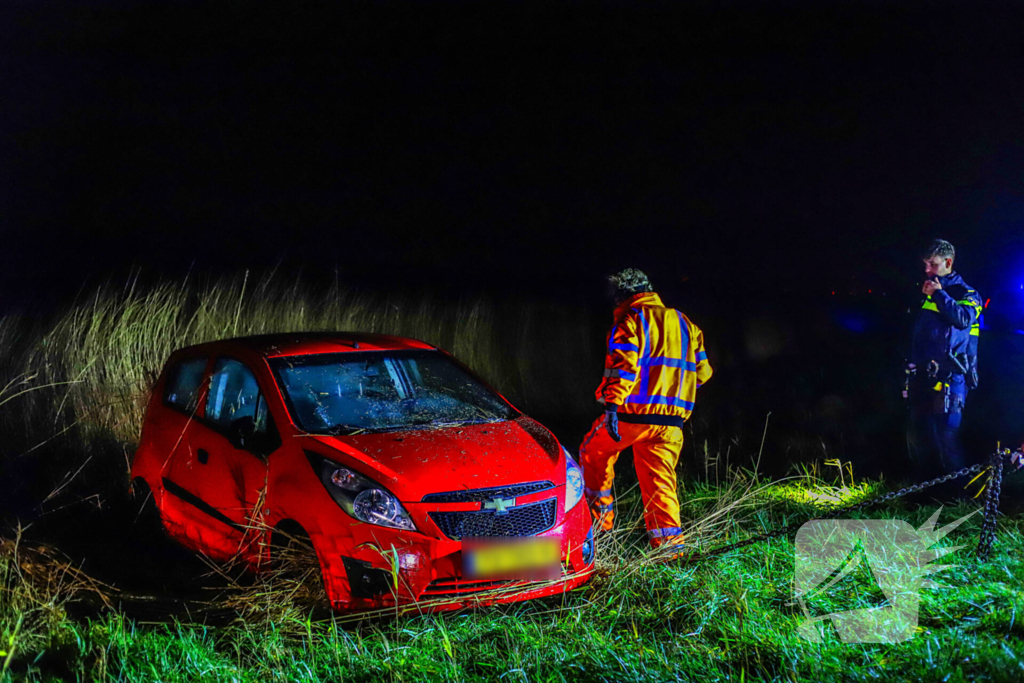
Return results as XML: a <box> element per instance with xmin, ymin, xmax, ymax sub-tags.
<box><xmin>429</xmin><ymin>498</ymin><xmax>557</xmax><ymax>540</ymax></box>
<box><xmin>421</xmin><ymin>481</ymin><xmax>555</xmax><ymax>503</ymax></box>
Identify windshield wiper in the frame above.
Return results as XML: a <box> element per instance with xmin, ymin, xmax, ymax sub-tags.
<box><xmin>325</xmin><ymin>417</ymin><xmax>506</xmax><ymax>435</ymax></box>
<box><xmin>410</xmin><ymin>417</ymin><xmax>505</xmax><ymax>429</ymax></box>
<box><xmin>323</xmin><ymin>424</ymin><xmax>367</xmax><ymax>436</ymax></box>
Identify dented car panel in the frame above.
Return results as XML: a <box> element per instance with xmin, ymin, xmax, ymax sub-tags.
<box><xmin>131</xmin><ymin>333</ymin><xmax>595</xmax><ymax>612</ymax></box>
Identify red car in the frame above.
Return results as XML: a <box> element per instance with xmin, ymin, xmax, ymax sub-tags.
<box><xmin>130</xmin><ymin>333</ymin><xmax>595</xmax><ymax>612</ymax></box>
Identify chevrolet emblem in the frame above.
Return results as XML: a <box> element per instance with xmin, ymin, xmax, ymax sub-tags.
<box><xmin>482</xmin><ymin>497</ymin><xmax>515</xmax><ymax>515</ymax></box>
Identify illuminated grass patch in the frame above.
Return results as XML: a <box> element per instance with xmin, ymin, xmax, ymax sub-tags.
<box><xmin>2</xmin><ymin>475</ymin><xmax>1022</xmax><ymax>682</ymax></box>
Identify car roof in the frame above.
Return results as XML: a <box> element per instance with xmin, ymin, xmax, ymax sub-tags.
<box><xmin>171</xmin><ymin>332</ymin><xmax>436</xmax><ymax>361</ymax></box>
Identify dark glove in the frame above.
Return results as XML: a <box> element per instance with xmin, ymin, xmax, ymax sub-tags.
<box><xmin>604</xmin><ymin>406</ymin><xmax>621</xmax><ymax>442</ymax></box>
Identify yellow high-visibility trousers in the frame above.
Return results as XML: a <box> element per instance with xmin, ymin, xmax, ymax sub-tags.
<box><xmin>578</xmin><ymin>416</ymin><xmax>685</xmax><ymax>546</ymax></box>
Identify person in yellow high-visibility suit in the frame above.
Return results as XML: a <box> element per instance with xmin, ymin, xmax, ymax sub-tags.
<box><xmin>579</xmin><ymin>268</ymin><xmax>712</xmax><ymax>556</ymax></box>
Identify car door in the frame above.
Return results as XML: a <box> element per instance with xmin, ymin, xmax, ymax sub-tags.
<box><xmin>155</xmin><ymin>355</ymin><xmax>216</xmax><ymax>535</ymax></box>
<box><xmin>181</xmin><ymin>356</ymin><xmax>280</xmax><ymax>560</ymax></box>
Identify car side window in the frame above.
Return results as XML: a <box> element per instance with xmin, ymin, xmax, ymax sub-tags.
<box><xmin>254</xmin><ymin>393</ymin><xmax>269</xmax><ymax>434</ymax></box>
<box><xmin>165</xmin><ymin>357</ymin><xmax>208</xmax><ymax>413</ymax></box>
<box><xmin>207</xmin><ymin>358</ymin><xmax>267</xmax><ymax>435</ymax></box>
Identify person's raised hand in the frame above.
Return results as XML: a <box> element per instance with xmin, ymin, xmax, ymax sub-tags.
<box><xmin>922</xmin><ymin>279</ymin><xmax>943</xmax><ymax>297</ymax></box>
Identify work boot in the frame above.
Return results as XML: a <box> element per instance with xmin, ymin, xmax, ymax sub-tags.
<box><xmin>649</xmin><ymin>534</ymin><xmax>687</xmax><ymax>563</ymax></box>
<box><xmin>590</xmin><ymin>502</ymin><xmax>615</xmax><ymax>533</ymax></box>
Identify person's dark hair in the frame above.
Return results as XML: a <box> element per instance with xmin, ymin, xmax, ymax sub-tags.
<box><xmin>922</xmin><ymin>239</ymin><xmax>956</xmax><ymax>262</ymax></box>
<box><xmin>608</xmin><ymin>268</ymin><xmax>653</xmax><ymax>297</ymax></box>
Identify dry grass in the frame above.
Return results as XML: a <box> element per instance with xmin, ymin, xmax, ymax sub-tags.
<box><xmin>0</xmin><ymin>531</ymin><xmax>117</xmax><ymax>677</ymax></box>
<box><xmin>23</xmin><ymin>272</ymin><xmax>600</xmax><ymax>450</ymax></box>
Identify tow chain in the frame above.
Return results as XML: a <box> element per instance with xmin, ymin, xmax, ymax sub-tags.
<box><xmin>680</xmin><ymin>447</ymin><xmax>1019</xmax><ymax>565</ymax></box>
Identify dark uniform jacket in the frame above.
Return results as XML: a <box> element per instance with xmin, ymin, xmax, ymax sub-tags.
<box><xmin>910</xmin><ymin>271</ymin><xmax>982</xmax><ymax>380</ymax></box>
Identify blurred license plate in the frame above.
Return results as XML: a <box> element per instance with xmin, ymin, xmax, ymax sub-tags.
<box><xmin>462</xmin><ymin>537</ymin><xmax>560</xmax><ymax>580</ymax></box>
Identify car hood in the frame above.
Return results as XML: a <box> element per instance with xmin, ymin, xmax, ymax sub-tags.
<box><xmin>307</xmin><ymin>416</ymin><xmax>564</xmax><ymax>502</ymax></box>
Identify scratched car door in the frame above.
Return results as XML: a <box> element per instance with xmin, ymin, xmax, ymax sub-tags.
<box><xmin>181</xmin><ymin>357</ymin><xmax>277</xmax><ymax>559</ymax></box>
<box><xmin>157</xmin><ymin>355</ymin><xmax>216</xmax><ymax>531</ymax></box>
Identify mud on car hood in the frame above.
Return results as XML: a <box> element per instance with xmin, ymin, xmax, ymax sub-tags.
<box><xmin>307</xmin><ymin>416</ymin><xmax>565</xmax><ymax>502</ymax></box>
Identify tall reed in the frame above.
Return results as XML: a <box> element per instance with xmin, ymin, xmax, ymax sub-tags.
<box><xmin>23</xmin><ymin>272</ymin><xmax>602</xmax><ymax>449</ymax></box>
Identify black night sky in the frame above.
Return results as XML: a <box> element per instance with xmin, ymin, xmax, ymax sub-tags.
<box><xmin>4</xmin><ymin>0</ymin><xmax>1024</xmax><ymax>312</ymax></box>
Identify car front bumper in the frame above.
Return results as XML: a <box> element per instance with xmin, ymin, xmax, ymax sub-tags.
<box><xmin>308</xmin><ymin>496</ymin><xmax>595</xmax><ymax>613</ymax></box>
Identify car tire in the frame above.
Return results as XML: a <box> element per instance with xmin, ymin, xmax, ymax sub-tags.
<box><xmin>268</xmin><ymin>521</ymin><xmax>331</xmax><ymax>610</ymax></box>
<box><xmin>270</xmin><ymin>522</ymin><xmax>320</xmax><ymax>576</ymax></box>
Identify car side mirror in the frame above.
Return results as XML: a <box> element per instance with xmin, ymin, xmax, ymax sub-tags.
<box><xmin>228</xmin><ymin>416</ymin><xmax>256</xmax><ymax>450</ymax></box>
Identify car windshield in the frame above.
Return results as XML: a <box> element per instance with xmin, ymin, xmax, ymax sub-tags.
<box><xmin>269</xmin><ymin>350</ymin><xmax>517</xmax><ymax>434</ymax></box>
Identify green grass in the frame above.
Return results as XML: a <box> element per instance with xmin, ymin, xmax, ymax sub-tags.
<box><xmin>2</xmin><ymin>479</ymin><xmax>1023</xmax><ymax>682</ymax></box>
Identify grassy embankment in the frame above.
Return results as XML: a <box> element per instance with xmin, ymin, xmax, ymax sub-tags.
<box><xmin>2</xmin><ymin>483</ymin><xmax>1022</xmax><ymax>682</ymax></box>
<box><xmin>1</xmin><ymin>274</ymin><xmax>1022</xmax><ymax>681</ymax></box>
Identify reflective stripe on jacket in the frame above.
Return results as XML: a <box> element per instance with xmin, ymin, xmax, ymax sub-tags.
<box><xmin>595</xmin><ymin>291</ymin><xmax>712</xmax><ymax>423</ymax></box>
<box><xmin>911</xmin><ymin>271</ymin><xmax>981</xmax><ymax>378</ymax></box>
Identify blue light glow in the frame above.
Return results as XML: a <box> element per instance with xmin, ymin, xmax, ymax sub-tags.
<box><xmin>834</xmin><ymin>311</ymin><xmax>869</xmax><ymax>333</ymax></box>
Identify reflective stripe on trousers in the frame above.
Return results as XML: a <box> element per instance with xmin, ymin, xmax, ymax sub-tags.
<box><xmin>648</xmin><ymin>526</ymin><xmax>683</xmax><ymax>539</ymax></box>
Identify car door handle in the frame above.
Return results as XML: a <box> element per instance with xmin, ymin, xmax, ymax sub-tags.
<box><xmin>197</xmin><ymin>449</ymin><xmax>209</xmax><ymax>465</ymax></box>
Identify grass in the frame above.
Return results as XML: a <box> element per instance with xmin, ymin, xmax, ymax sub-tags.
<box><xmin>2</xmin><ymin>479</ymin><xmax>1023</xmax><ymax>682</ymax></box>
<box><xmin>23</xmin><ymin>271</ymin><xmax>600</xmax><ymax>449</ymax></box>
<box><xmin>9</xmin><ymin>272</ymin><xmax>600</xmax><ymax>511</ymax></box>
<box><xmin>2</xmin><ymin>274</ymin><xmax>1023</xmax><ymax>681</ymax></box>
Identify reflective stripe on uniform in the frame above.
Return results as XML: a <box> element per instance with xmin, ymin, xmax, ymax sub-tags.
<box><xmin>676</xmin><ymin>311</ymin><xmax>692</xmax><ymax>404</ymax></box>
<box><xmin>971</xmin><ymin>325</ymin><xmax>980</xmax><ymax>337</ymax></box>
<box><xmin>696</xmin><ymin>350</ymin><xmax>707</xmax><ymax>362</ymax></box>
<box><xmin>637</xmin><ymin>309</ymin><xmax>652</xmax><ymax>397</ymax></box>
<box><xmin>646</xmin><ymin>357</ymin><xmax>698</xmax><ymax>371</ymax></box>
<box><xmin>579</xmin><ymin>415</ymin><xmax>609</xmax><ymax>455</ymax></box>
<box><xmin>626</xmin><ymin>394</ymin><xmax>695</xmax><ymax>410</ymax></box>
<box><xmin>609</xmin><ymin>341</ymin><xmax>639</xmax><ymax>352</ymax></box>
<box><xmin>643</xmin><ymin>528</ymin><xmax>684</xmax><ymax>540</ymax></box>
<box><xmin>603</xmin><ymin>368</ymin><xmax>637</xmax><ymax>381</ymax></box>
<box><xmin>922</xmin><ymin>300</ymin><xmax>939</xmax><ymax>313</ymax></box>
<box><xmin>676</xmin><ymin>311</ymin><xmax>691</xmax><ymax>361</ymax></box>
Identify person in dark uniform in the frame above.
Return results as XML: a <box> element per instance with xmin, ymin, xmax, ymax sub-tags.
<box><xmin>906</xmin><ymin>239</ymin><xmax>983</xmax><ymax>486</ymax></box>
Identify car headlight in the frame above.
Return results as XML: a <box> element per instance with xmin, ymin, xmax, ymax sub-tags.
<box><xmin>306</xmin><ymin>451</ymin><xmax>417</xmax><ymax>532</ymax></box>
<box><xmin>563</xmin><ymin>446</ymin><xmax>584</xmax><ymax>512</ymax></box>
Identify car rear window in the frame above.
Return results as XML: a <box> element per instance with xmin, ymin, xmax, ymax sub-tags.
<box><xmin>165</xmin><ymin>357</ymin><xmax>207</xmax><ymax>413</ymax></box>
<box><xmin>269</xmin><ymin>350</ymin><xmax>516</xmax><ymax>434</ymax></box>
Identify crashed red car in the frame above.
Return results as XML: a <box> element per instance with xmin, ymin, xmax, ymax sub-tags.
<box><xmin>130</xmin><ymin>333</ymin><xmax>594</xmax><ymax>612</ymax></box>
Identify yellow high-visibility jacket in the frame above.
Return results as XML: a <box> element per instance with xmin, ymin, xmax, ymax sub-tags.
<box><xmin>596</xmin><ymin>292</ymin><xmax>712</xmax><ymax>427</ymax></box>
